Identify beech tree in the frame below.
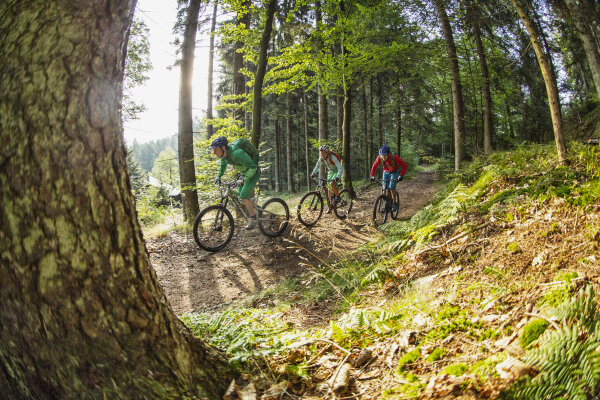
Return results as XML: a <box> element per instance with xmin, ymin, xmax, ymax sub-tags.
<box><xmin>0</xmin><ymin>1</ymin><xmax>234</xmax><ymax>398</ymax></box>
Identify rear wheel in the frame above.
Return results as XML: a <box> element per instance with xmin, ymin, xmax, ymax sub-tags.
<box><xmin>372</xmin><ymin>194</ymin><xmax>389</xmax><ymax>227</ymax></box>
<box><xmin>297</xmin><ymin>191</ymin><xmax>324</xmax><ymax>227</ymax></box>
<box><xmin>333</xmin><ymin>189</ymin><xmax>353</xmax><ymax>219</ymax></box>
<box><xmin>258</xmin><ymin>198</ymin><xmax>290</xmax><ymax>237</ymax></box>
<box><xmin>193</xmin><ymin>205</ymin><xmax>234</xmax><ymax>252</ymax></box>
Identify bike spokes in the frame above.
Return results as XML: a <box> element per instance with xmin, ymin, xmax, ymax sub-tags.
<box><xmin>258</xmin><ymin>198</ymin><xmax>290</xmax><ymax>237</ymax></box>
<box><xmin>193</xmin><ymin>205</ymin><xmax>234</xmax><ymax>252</ymax></box>
<box><xmin>372</xmin><ymin>194</ymin><xmax>389</xmax><ymax>227</ymax></box>
<box><xmin>297</xmin><ymin>192</ymin><xmax>323</xmax><ymax>227</ymax></box>
<box><xmin>333</xmin><ymin>189</ymin><xmax>352</xmax><ymax>220</ymax></box>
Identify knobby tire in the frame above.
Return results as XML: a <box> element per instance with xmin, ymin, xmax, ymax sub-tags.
<box><xmin>297</xmin><ymin>191</ymin><xmax>324</xmax><ymax>227</ymax></box>
<box><xmin>193</xmin><ymin>205</ymin><xmax>235</xmax><ymax>252</ymax></box>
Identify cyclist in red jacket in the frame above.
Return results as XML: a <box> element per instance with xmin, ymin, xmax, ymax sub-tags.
<box><xmin>370</xmin><ymin>145</ymin><xmax>408</xmax><ymax>212</ymax></box>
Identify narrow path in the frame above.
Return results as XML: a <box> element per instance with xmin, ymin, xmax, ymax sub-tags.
<box><xmin>148</xmin><ymin>170</ymin><xmax>439</xmax><ymax>314</ymax></box>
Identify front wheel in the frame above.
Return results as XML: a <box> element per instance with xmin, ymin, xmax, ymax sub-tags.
<box><xmin>333</xmin><ymin>189</ymin><xmax>353</xmax><ymax>219</ymax></box>
<box><xmin>297</xmin><ymin>191</ymin><xmax>324</xmax><ymax>227</ymax></box>
<box><xmin>258</xmin><ymin>198</ymin><xmax>290</xmax><ymax>238</ymax></box>
<box><xmin>193</xmin><ymin>205</ymin><xmax>234</xmax><ymax>252</ymax></box>
<box><xmin>372</xmin><ymin>194</ymin><xmax>390</xmax><ymax>227</ymax></box>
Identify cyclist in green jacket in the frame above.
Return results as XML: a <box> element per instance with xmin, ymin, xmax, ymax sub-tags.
<box><xmin>210</xmin><ymin>136</ymin><xmax>260</xmax><ymax>229</ymax></box>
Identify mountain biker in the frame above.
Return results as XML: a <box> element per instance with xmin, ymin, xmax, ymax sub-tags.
<box><xmin>210</xmin><ymin>136</ymin><xmax>260</xmax><ymax>229</ymax></box>
<box><xmin>370</xmin><ymin>145</ymin><xmax>407</xmax><ymax>212</ymax></box>
<box><xmin>310</xmin><ymin>145</ymin><xmax>342</xmax><ymax>214</ymax></box>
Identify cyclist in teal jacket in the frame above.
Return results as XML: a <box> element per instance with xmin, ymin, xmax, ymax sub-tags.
<box><xmin>310</xmin><ymin>145</ymin><xmax>342</xmax><ymax>213</ymax></box>
<box><xmin>210</xmin><ymin>136</ymin><xmax>260</xmax><ymax>229</ymax></box>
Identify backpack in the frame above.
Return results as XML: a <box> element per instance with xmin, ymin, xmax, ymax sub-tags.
<box><xmin>230</xmin><ymin>138</ymin><xmax>259</xmax><ymax>163</ymax></box>
<box><xmin>327</xmin><ymin>152</ymin><xmax>341</xmax><ymax>166</ymax></box>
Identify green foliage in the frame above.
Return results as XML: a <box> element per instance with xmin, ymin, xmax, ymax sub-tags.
<box><xmin>520</xmin><ymin>319</ymin><xmax>549</xmax><ymax>349</ymax></box>
<box><xmin>180</xmin><ymin>308</ymin><xmax>296</xmax><ymax>365</ymax></box>
<box><xmin>506</xmin><ymin>286</ymin><xmax>600</xmax><ymax>399</ymax></box>
<box><xmin>426</xmin><ymin>347</ymin><xmax>446</xmax><ymax>362</ymax></box>
<box><xmin>538</xmin><ymin>272</ymin><xmax>579</xmax><ymax>308</ymax></box>
<box><xmin>383</xmin><ymin>372</ymin><xmax>424</xmax><ymax>398</ymax></box>
<box><xmin>397</xmin><ymin>348</ymin><xmax>421</xmax><ymax>370</ymax></box>
<box><xmin>135</xmin><ymin>186</ymin><xmax>176</xmax><ymax>226</ymax></box>
<box><xmin>123</xmin><ymin>17</ymin><xmax>151</xmax><ymax>121</ymax></box>
<box><xmin>151</xmin><ymin>147</ymin><xmax>179</xmax><ymax>187</ymax></box>
<box><xmin>443</xmin><ymin>363</ymin><xmax>469</xmax><ymax>376</ymax></box>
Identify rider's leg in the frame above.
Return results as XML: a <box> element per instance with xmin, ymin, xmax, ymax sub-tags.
<box><xmin>239</xmin><ymin>171</ymin><xmax>260</xmax><ymax>228</ymax></box>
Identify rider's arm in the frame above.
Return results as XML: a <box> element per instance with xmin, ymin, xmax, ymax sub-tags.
<box><xmin>231</xmin><ymin>148</ymin><xmax>258</xmax><ymax>180</ymax></box>
<box><xmin>311</xmin><ymin>157</ymin><xmax>322</xmax><ymax>176</ymax></box>
<box><xmin>370</xmin><ymin>156</ymin><xmax>381</xmax><ymax>177</ymax></box>
<box><xmin>396</xmin><ymin>155</ymin><xmax>408</xmax><ymax>176</ymax></box>
<box><xmin>217</xmin><ymin>158</ymin><xmax>229</xmax><ymax>179</ymax></box>
<box><xmin>331</xmin><ymin>154</ymin><xmax>343</xmax><ymax>179</ymax></box>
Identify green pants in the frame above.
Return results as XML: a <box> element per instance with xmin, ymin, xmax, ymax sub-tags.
<box><xmin>239</xmin><ymin>169</ymin><xmax>261</xmax><ymax>200</ymax></box>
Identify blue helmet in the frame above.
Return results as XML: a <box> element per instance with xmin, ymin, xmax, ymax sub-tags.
<box><xmin>379</xmin><ymin>145</ymin><xmax>391</xmax><ymax>156</ymax></box>
<box><xmin>209</xmin><ymin>136</ymin><xmax>228</xmax><ymax>149</ymax></box>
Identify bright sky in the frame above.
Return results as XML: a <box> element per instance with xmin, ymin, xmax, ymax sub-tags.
<box><xmin>124</xmin><ymin>0</ymin><xmax>217</xmax><ymax>145</ymax></box>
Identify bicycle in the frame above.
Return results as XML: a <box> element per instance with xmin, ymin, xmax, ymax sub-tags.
<box><xmin>372</xmin><ymin>177</ymin><xmax>400</xmax><ymax>227</ymax></box>
<box><xmin>297</xmin><ymin>177</ymin><xmax>353</xmax><ymax>227</ymax></box>
<box><xmin>193</xmin><ymin>181</ymin><xmax>290</xmax><ymax>252</ymax></box>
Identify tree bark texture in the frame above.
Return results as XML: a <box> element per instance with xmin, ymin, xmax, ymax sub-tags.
<box><xmin>564</xmin><ymin>0</ymin><xmax>600</xmax><ymax>100</ymax></box>
<box><xmin>178</xmin><ymin>0</ymin><xmax>201</xmax><ymax>221</ymax></box>
<box><xmin>303</xmin><ymin>89</ymin><xmax>311</xmax><ymax>190</ymax></box>
<box><xmin>233</xmin><ymin>0</ymin><xmax>250</xmax><ymax>122</ymax></box>
<box><xmin>434</xmin><ymin>0</ymin><xmax>467</xmax><ymax>171</ymax></box>
<box><xmin>466</xmin><ymin>0</ymin><xmax>494</xmax><ymax>155</ymax></box>
<box><xmin>275</xmin><ymin>117</ymin><xmax>281</xmax><ymax>192</ymax></box>
<box><xmin>286</xmin><ymin>93</ymin><xmax>294</xmax><ymax>192</ymax></box>
<box><xmin>510</xmin><ymin>0</ymin><xmax>567</xmax><ymax>163</ymax></box>
<box><xmin>0</xmin><ymin>1</ymin><xmax>234</xmax><ymax>399</ymax></box>
<box><xmin>251</xmin><ymin>0</ymin><xmax>277</xmax><ymax>148</ymax></box>
<box><xmin>362</xmin><ymin>84</ymin><xmax>369</xmax><ymax>179</ymax></box>
<box><xmin>206</xmin><ymin>0</ymin><xmax>218</xmax><ymax>139</ymax></box>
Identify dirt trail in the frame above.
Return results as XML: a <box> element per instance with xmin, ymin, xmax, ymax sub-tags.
<box><xmin>148</xmin><ymin>170</ymin><xmax>440</xmax><ymax>314</ymax></box>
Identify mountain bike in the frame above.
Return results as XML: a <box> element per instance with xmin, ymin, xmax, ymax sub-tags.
<box><xmin>372</xmin><ymin>177</ymin><xmax>400</xmax><ymax>227</ymax></box>
<box><xmin>297</xmin><ymin>177</ymin><xmax>353</xmax><ymax>227</ymax></box>
<box><xmin>193</xmin><ymin>181</ymin><xmax>290</xmax><ymax>252</ymax></box>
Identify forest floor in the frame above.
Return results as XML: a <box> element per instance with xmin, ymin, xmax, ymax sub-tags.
<box><xmin>147</xmin><ymin>169</ymin><xmax>440</xmax><ymax>317</ymax></box>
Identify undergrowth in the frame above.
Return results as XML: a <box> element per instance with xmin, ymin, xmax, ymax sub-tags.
<box><xmin>179</xmin><ymin>141</ymin><xmax>600</xmax><ymax>399</ymax></box>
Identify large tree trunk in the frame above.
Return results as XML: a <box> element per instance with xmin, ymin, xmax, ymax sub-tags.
<box><xmin>434</xmin><ymin>0</ymin><xmax>467</xmax><ymax>171</ymax></box>
<box><xmin>563</xmin><ymin>0</ymin><xmax>600</xmax><ymax>100</ymax></box>
<box><xmin>206</xmin><ymin>0</ymin><xmax>218</xmax><ymax>139</ymax></box>
<box><xmin>178</xmin><ymin>0</ymin><xmax>201</xmax><ymax>221</ymax></box>
<box><xmin>0</xmin><ymin>1</ymin><xmax>234</xmax><ymax>399</ymax></box>
<box><xmin>251</xmin><ymin>0</ymin><xmax>277</xmax><ymax>147</ymax></box>
<box><xmin>466</xmin><ymin>0</ymin><xmax>493</xmax><ymax>155</ymax></box>
<box><xmin>396</xmin><ymin>108</ymin><xmax>402</xmax><ymax>156</ymax></box>
<box><xmin>510</xmin><ymin>0</ymin><xmax>567</xmax><ymax>163</ymax></box>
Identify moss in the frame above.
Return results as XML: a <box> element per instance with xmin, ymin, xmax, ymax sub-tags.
<box><xmin>397</xmin><ymin>348</ymin><xmax>421</xmax><ymax>370</ymax></box>
<box><xmin>520</xmin><ymin>318</ymin><xmax>549</xmax><ymax>348</ymax></box>
<box><xmin>426</xmin><ymin>347</ymin><xmax>447</xmax><ymax>362</ymax></box>
<box><xmin>443</xmin><ymin>363</ymin><xmax>469</xmax><ymax>376</ymax></box>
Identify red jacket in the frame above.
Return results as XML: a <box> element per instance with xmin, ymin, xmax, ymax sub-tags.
<box><xmin>370</xmin><ymin>153</ymin><xmax>407</xmax><ymax>177</ymax></box>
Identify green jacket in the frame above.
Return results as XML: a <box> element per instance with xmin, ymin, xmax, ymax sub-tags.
<box><xmin>217</xmin><ymin>147</ymin><xmax>259</xmax><ymax>180</ymax></box>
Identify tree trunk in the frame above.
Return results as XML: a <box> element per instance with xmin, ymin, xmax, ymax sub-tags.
<box><xmin>564</xmin><ymin>0</ymin><xmax>600</xmax><ymax>100</ymax></box>
<box><xmin>377</xmin><ymin>74</ymin><xmax>383</xmax><ymax>148</ymax></box>
<box><xmin>206</xmin><ymin>0</ymin><xmax>218</xmax><ymax>139</ymax></box>
<box><xmin>275</xmin><ymin>117</ymin><xmax>281</xmax><ymax>192</ymax></box>
<box><xmin>251</xmin><ymin>0</ymin><xmax>277</xmax><ymax>147</ymax></box>
<box><xmin>303</xmin><ymin>89</ymin><xmax>311</xmax><ymax>190</ymax></box>
<box><xmin>233</xmin><ymin>0</ymin><xmax>250</xmax><ymax>122</ymax></box>
<box><xmin>434</xmin><ymin>0</ymin><xmax>467</xmax><ymax>171</ymax></box>
<box><xmin>342</xmin><ymin>86</ymin><xmax>355</xmax><ymax>197</ymax></box>
<box><xmin>362</xmin><ymin>84</ymin><xmax>369</xmax><ymax>179</ymax></box>
<box><xmin>0</xmin><ymin>1</ymin><xmax>235</xmax><ymax>398</ymax></box>
<box><xmin>466</xmin><ymin>0</ymin><xmax>493</xmax><ymax>155</ymax></box>
<box><xmin>510</xmin><ymin>0</ymin><xmax>567</xmax><ymax>163</ymax></box>
<box><xmin>396</xmin><ymin>108</ymin><xmax>402</xmax><ymax>156</ymax></box>
<box><xmin>178</xmin><ymin>0</ymin><xmax>201</xmax><ymax>221</ymax></box>
<box><xmin>286</xmin><ymin>92</ymin><xmax>294</xmax><ymax>192</ymax></box>
<box><xmin>336</xmin><ymin>88</ymin><xmax>344</xmax><ymax>141</ymax></box>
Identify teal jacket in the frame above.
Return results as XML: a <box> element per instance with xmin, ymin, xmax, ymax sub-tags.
<box><xmin>217</xmin><ymin>147</ymin><xmax>258</xmax><ymax>180</ymax></box>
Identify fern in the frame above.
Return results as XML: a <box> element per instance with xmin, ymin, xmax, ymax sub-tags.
<box><xmin>506</xmin><ymin>286</ymin><xmax>600</xmax><ymax>399</ymax></box>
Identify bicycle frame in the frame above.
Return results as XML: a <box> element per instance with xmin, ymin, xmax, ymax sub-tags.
<box><xmin>313</xmin><ymin>177</ymin><xmax>338</xmax><ymax>202</ymax></box>
<box><xmin>217</xmin><ymin>183</ymin><xmax>260</xmax><ymax>221</ymax></box>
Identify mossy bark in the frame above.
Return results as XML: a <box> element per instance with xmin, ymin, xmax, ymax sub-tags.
<box><xmin>0</xmin><ymin>1</ymin><xmax>234</xmax><ymax>399</ymax></box>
